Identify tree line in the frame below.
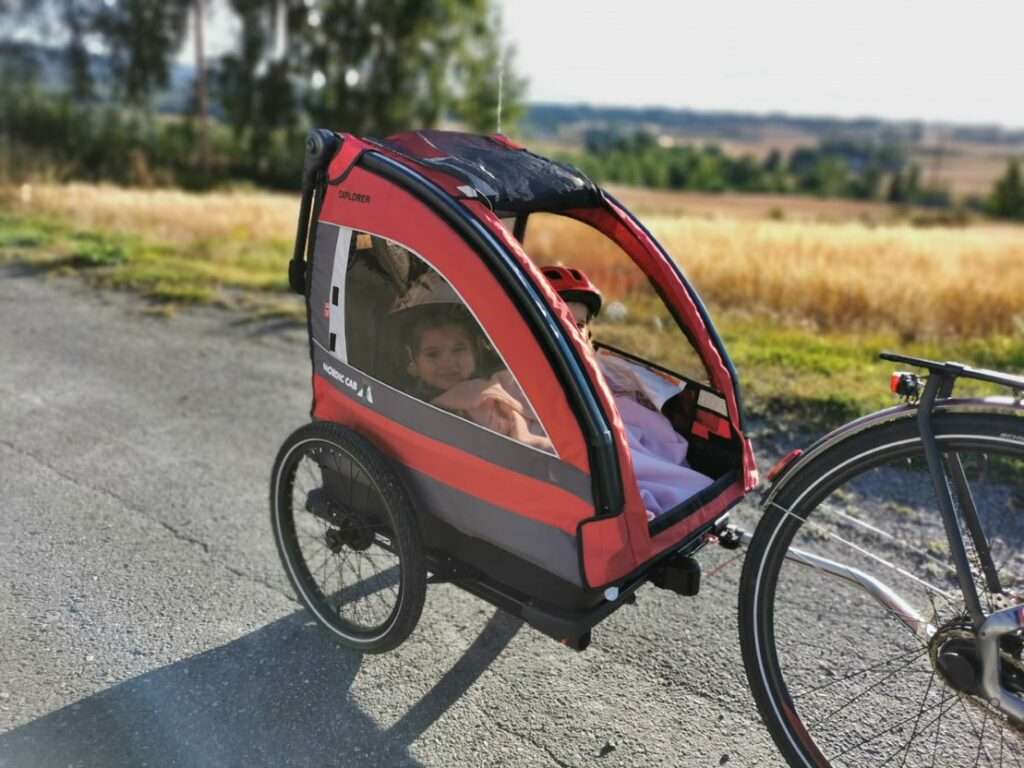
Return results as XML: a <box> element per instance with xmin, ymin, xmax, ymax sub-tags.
<box><xmin>0</xmin><ymin>0</ymin><xmax>525</xmax><ymax>188</ymax></box>
<box><xmin>556</xmin><ymin>130</ymin><xmax>1024</xmax><ymax>219</ymax></box>
<box><xmin>557</xmin><ymin>131</ymin><xmax>950</xmax><ymax>206</ymax></box>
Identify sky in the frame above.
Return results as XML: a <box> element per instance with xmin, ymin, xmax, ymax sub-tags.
<box><xmin>498</xmin><ymin>0</ymin><xmax>1024</xmax><ymax>128</ymax></box>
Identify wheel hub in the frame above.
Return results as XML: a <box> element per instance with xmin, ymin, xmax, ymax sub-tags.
<box><xmin>930</xmin><ymin>621</ymin><xmax>983</xmax><ymax>696</ymax></box>
<box><xmin>929</xmin><ymin>616</ymin><xmax>1024</xmax><ymax>700</ymax></box>
<box><xmin>306</xmin><ymin>488</ymin><xmax>376</xmax><ymax>552</ymax></box>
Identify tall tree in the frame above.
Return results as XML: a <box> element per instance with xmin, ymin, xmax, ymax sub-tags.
<box><xmin>454</xmin><ymin>7</ymin><xmax>527</xmax><ymax>133</ymax></box>
<box><xmin>93</xmin><ymin>0</ymin><xmax>190</xmax><ymax>105</ymax></box>
<box><xmin>5</xmin><ymin>0</ymin><xmax>100</xmax><ymax>99</ymax></box>
<box><xmin>63</xmin><ymin>0</ymin><xmax>98</xmax><ymax>100</ymax></box>
<box><xmin>298</xmin><ymin>0</ymin><xmax>525</xmax><ymax>136</ymax></box>
<box><xmin>191</xmin><ymin>0</ymin><xmax>209</xmax><ymax>171</ymax></box>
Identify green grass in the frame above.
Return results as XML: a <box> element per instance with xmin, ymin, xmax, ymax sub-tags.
<box><xmin>0</xmin><ymin>211</ymin><xmax>300</xmax><ymax>318</ymax></box>
<box><xmin>720</xmin><ymin>318</ymin><xmax>1024</xmax><ymax>431</ymax></box>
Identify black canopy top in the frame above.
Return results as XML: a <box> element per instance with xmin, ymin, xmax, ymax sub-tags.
<box><xmin>377</xmin><ymin>130</ymin><xmax>602</xmax><ymax>214</ymax></box>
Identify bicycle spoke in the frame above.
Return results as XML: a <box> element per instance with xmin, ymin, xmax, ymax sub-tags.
<box><xmin>829</xmin><ymin>694</ymin><xmax>960</xmax><ymax>763</ymax></box>
<box><xmin>882</xmin><ymin>665</ymin><xmax>935</xmax><ymax>767</ymax></box>
<box><xmin>930</xmin><ymin>686</ymin><xmax>948</xmax><ymax>768</ymax></box>
<box><xmin>972</xmin><ymin>704</ymin><xmax>988</xmax><ymax>768</ymax></box>
<box><xmin>806</xmin><ymin>649</ymin><xmax>931</xmax><ymax>729</ymax></box>
<box><xmin>956</xmin><ymin>699</ymin><xmax>996</xmax><ymax>767</ymax></box>
<box><xmin>793</xmin><ymin>646</ymin><xmax>930</xmax><ymax>700</ymax></box>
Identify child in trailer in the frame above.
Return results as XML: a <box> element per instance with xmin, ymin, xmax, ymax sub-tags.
<box><xmin>541</xmin><ymin>266</ymin><xmax>714</xmax><ymax>521</ymax></box>
<box><xmin>394</xmin><ymin>275</ymin><xmax>554</xmax><ymax>453</ymax></box>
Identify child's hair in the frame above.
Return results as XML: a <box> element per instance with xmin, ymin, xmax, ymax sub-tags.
<box><xmin>404</xmin><ymin>305</ymin><xmax>479</xmax><ymax>358</ymax></box>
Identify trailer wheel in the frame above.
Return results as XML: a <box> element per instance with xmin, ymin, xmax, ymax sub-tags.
<box><xmin>271</xmin><ymin>422</ymin><xmax>426</xmax><ymax>653</ymax></box>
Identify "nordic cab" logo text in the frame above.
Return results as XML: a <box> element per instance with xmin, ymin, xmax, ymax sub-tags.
<box><xmin>322</xmin><ymin>362</ymin><xmax>374</xmax><ymax>403</ymax></box>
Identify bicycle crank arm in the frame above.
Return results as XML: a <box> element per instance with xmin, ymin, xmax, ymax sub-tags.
<box><xmin>978</xmin><ymin>604</ymin><xmax>1024</xmax><ymax>721</ymax></box>
<box><xmin>739</xmin><ymin>531</ymin><xmax>932</xmax><ymax>638</ymax></box>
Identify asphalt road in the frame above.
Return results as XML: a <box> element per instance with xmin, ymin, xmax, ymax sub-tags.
<box><xmin>0</xmin><ymin>266</ymin><xmax>784</xmax><ymax>767</ymax></box>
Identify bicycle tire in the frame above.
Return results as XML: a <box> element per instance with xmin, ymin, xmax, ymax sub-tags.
<box><xmin>740</xmin><ymin>409</ymin><xmax>1024</xmax><ymax>767</ymax></box>
<box><xmin>270</xmin><ymin>421</ymin><xmax>426</xmax><ymax>653</ymax></box>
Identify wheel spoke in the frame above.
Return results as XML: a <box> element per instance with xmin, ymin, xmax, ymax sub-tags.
<box><xmin>806</xmin><ymin>649</ymin><xmax>930</xmax><ymax>729</ymax></box>
<box><xmin>793</xmin><ymin>646</ymin><xmax>929</xmax><ymax>700</ymax></box>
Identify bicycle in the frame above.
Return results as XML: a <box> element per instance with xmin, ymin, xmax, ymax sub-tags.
<box><xmin>740</xmin><ymin>352</ymin><xmax>1024</xmax><ymax>766</ymax></box>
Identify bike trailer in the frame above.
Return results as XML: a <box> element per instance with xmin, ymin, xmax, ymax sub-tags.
<box><xmin>284</xmin><ymin>129</ymin><xmax>758</xmax><ymax>647</ymax></box>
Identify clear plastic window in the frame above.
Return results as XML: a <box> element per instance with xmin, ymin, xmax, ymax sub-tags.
<box><xmin>522</xmin><ymin>214</ymin><xmax>711</xmax><ymax>385</ymax></box>
<box><xmin>339</xmin><ymin>230</ymin><xmax>554</xmax><ymax>454</ymax></box>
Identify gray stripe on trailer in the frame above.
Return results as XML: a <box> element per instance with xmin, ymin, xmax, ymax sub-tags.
<box><xmin>404</xmin><ymin>466</ymin><xmax>583</xmax><ymax>587</ymax></box>
<box><xmin>312</xmin><ymin>346</ymin><xmax>594</xmax><ymax>505</ymax></box>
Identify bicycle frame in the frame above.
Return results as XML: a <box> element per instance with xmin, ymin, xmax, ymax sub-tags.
<box><xmin>885</xmin><ymin>352</ymin><xmax>1024</xmax><ymax>718</ymax></box>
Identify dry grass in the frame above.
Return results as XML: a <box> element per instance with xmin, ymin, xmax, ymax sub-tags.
<box><xmin>6</xmin><ymin>181</ymin><xmax>1024</xmax><ymax>339</ymax></box>
<box><xmin>606</xmin><ymin>184</ymin><xmax>899</xmax><ymax>222</ymax></box>
<box><xmin>5</xmin><ymin>182</ymin><xmax>299</xmax><ymax>245</ymax></box>
<box><xmin>524</xmin><ymin>213</ymin><xmax>1024</xmax><ymax>339</ymax></box>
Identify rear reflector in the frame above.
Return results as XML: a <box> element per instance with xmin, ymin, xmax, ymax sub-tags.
<box><xmin>767</xmin><ymin>449</ymin><xmax>804</xmax><ymax>483</ymax></box>
<box><xmin>890</xmin><ymin>371</ymin><xmax>921</xmax><ymax>397</ymax></box>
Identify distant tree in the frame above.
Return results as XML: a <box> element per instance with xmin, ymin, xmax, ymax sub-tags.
<box><xmin>813</xmin><ymin>156</ymin><xmax>850</xmax><ymax>197</ymax></box>
<box><xmin>0</xmin><ymin>40</ymin><xmax>42</xmax><ymax>88</ymax></box>
<box><xmin>904</xmin><ymin>163</ymin><xmax>921</xmax><ymax>201</ymax></box>
<box><xmin>989</xmin><ymin>159</ymin><xmax>1024</xmax><ymax>219</ymax></box>
<box><xmin>6</xmin><ymin>0</ymin><xmax>101</xmax><ymax>100</ymax></box>
<box><xmin>93</xmin><ymin>0</ymin><xmax>190</xmax><ymax>105</ymax></box>
<box><xmin>762</xmin><ymin>149</ymin><xmax>782</xmax><ymax>173</ymax></box>
<box><xmin>216</xmin><ymin>0</ymin><xmax>276</xmax><ymax>136</ymax></box>
<box><xmin>64</xmin><ymin>0</ymin><xmax>99</xmax><ymax>100</ymax></box>
<box><xmin>887</xmin><ymin>171</ymin><xmax>906</xmax><ymax>204</ymax></box>
<box><xmin>848</xmin><ymin>165</ymin><xmax>882</xmax><ymax>200</ymax></box>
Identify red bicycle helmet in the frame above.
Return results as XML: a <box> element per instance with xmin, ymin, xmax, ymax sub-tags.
<box><xmin>540</xmin><ymin>265</ymin><xmax>602</xmax><ymax>319</ymax></box>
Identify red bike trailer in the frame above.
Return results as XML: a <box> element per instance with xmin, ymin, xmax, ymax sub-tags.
<box><xmin>283</xmin><ymin>128</ymin><xmax>759</xmax><ymax>650</ymax></box>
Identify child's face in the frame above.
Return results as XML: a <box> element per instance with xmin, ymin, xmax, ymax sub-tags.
<box><xmin>567</xmin><ymin>301</ymin><xmax>593</xmax><ymax>346</ymax></box>
<box><xmin>411</xmin><ymin>324</ymin><xmax>477</xmax><ymax>391</ymax></box>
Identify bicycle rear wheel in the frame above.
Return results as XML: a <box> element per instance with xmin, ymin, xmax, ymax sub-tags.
<box><xmin>741</xmin><ymin>410</ymin><xmax>1024</xmax><ymax>767</ymax></box>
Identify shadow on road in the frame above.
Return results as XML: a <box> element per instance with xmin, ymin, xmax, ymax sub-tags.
<box><xmin>0</xmin><ymin>608</ymin><xmax>522</xmax><ymax>768</ymax></box>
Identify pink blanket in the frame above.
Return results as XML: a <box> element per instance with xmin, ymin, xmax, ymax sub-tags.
<box><xmin>615</xmin><ymin>396</ymin><xmax>714</xmax><ymax>521</ymax></box>
<box><xmin>432</xmin><ymin>371</ymin><xmax>554</xmax><ymax>452</ymax></box>
<box><xmin>433</xmin><ymin>361</ymin><xmax>713</xmax><ymax>521</ymax></box>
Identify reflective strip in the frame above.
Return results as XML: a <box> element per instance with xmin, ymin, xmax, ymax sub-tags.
<box><xmin>327</xmin><ymin>227</ymin><xmax>353</xmax><ymax>361</ymax></box>
<box><xmin>312</xmin><ymin>346</ymin><xmax>594</xmax><ymax>505</ymax></box>
<box><xmin>404</xmin><ymin>465</ymin><xmax>583</xmax><ymax>587</ymax></box>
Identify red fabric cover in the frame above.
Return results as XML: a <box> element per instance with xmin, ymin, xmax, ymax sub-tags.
<box><xmin>313</xmin><ymin>377</ymin><xmax>592</xmax><ymax>534</ymax></box>
<box><xmin>318</xmin><ymin>132</ymin><xmax>757</xmax><ymax>587</ymax></box>
<box><xmin>577</xmin><ymin>514</ymin><xmax>635</xmax><ymax>587</ymax></box>
<box><xmin>465</xmin><ymin>200</ymin><xmax>648</xmax><ymax>577</ymax></box>
<box><xmin>488</xmin><ymin>134</ymin><xmax>525</xmax><ymax>150</ymax></box>
<box><xmin>470</xmin><ymin>197</ymin><xmax>757</xmax><ymax>584</ymax></box>
<box><xmin>327</xmin><ymin>135</ymin><xmax>367</xmax><ymax>180</ymax></box>
<box><xmin>315</xmin><ymin>159</ymin><xmax>591</xmax><ymax>472</ymax></box>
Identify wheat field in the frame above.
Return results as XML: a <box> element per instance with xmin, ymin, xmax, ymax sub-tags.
<box><xmin>525</xmin><ymin>211</ymin><xmax>1024</xmax><ymax>338</ymax></box>
<box><xmin>5</xmin><ymin>182</ymin><xmax>1024</xmax><ymax>339</ymax></box>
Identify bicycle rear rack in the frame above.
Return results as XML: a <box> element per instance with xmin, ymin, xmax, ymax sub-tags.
<box><xmin>881</xmin><ymin>351</ymin><xmax>1024</xmax><ymax>395</ymax></box>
